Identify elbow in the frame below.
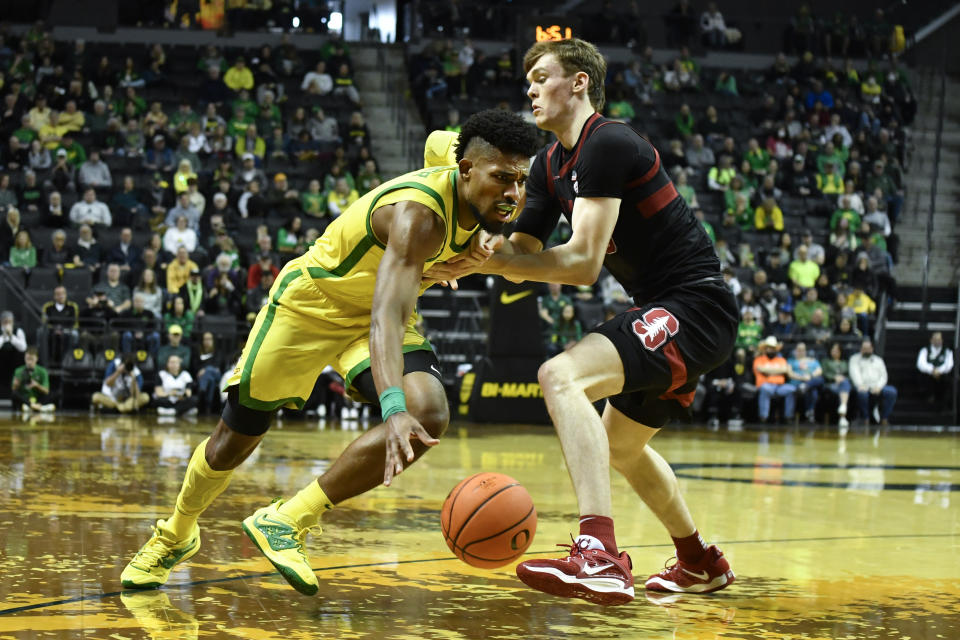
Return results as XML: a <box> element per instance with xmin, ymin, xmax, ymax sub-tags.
<box><xmin>571</xmin><ymin>257</ymin><xmax>604</xmax><ymax>287</ymax></box>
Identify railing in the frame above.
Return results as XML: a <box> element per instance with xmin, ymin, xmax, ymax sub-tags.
<box><xmin>919</xmin><ymin>48</ymin><xmax>947</xmax><ymax>331</ymax></box>
<box><xmin>874</xmin><ymin>292</ymin><xmax>890</xmax><ymax>355</ymax></box>
<box><xmin>954</xmin><ymin>281</ymin><xmax>959</xmax><ymax>426</ymax></box>
<box><xmin>0</xmin><ymin>267</ymin><xmax>45</xmax><ymax>339</ymax></box>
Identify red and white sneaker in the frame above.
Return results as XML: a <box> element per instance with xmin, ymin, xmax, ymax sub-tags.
<box><xmin>515</xmin><ymin>537</ymin><xmax>634</xmax><ymax>606</ymax></box>
<box><xmin>645</xmin><ymin>545</ymin><xmax>735</xmax><ymax>594</ymax></box>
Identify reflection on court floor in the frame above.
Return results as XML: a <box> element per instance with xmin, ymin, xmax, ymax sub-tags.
<box><xmin>0</xmin><ymin>415</ymin><xmax>958</xmax><ymax>639</ymax></box>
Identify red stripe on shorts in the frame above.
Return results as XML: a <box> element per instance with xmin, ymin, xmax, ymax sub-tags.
<box><xmin>659</xmin><ymin>340</ymin><xmax>695</xmax><ymax>407</ymax></box>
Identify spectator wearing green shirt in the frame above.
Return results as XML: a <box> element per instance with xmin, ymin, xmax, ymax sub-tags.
<box><xmin>606</xmin><ymin>90</ymin><xmax>635</xmax><ymax>123</ymax></box>
<box><xmin>816</xmin><ymin>160</ymin><xmax>844</xmax><ymax>195</ymax></box>
<box><xmin>12</xmin><ymin>347</ymin><xmax>56</xmax><ymax>412</ymax></box>
<box><xmin>736</xmin><ymin>309</ymin><xmax>762</xmax><ymax>353</ymax></box>
<box><xmin>674</xmin><ymin>169</ymin><xmax>698</xmax><ymax>208</ymax></box>
<box><xmin>674</xmin><ymin>103</ymin><xmax>695</xmax><ymax>138</ymax></box>
<box><xmin>694</xmin><ymin>209</ymin><xmax>715</xmax><ymax>243</ymax></box>
<box><xmin>538</xmin><ymin>283</ymin><xmax>572</xmax><ymax>338</ymax></box>
<box><xmin>356</xmin><ymin>160</ymin><xmax>382</xmax><ymax>195</ymax></box>
<box><xmin>277</xmin><ymin>216</ymin><xmax>304</xmax><ymax>255</ymax></box>
<box><xmin>714</xmin><ymin>71</ymin><xmax>737</xmax><ymax>96</ymax></box>
<box><xmin>549</xmin><ymin>304</ymin><xmax>583</xmax><ymax>356</ymax></box>
<box><xmin>301</xmin><ymin>179</ymin><xmax>328</xmax><ymax>221</ymax></box>
<box><xmin>228</xmin><ymin>105</ymin><xmax>255</xmax><ymax>138</ymax></box>
<box><xmin>8</xmin><ymin>230</ymin><xmax>36</xmax><ymax>268</ymax></box>
<box><xmin>744</xmin><ymin>138</ymin><xmax>770</xmax><ymax>176</ymax></box>
<box><xmin>789</xmin><ymin>245</ymin><xmax>820</xmax><ymax>289</ymax></box>
<box><xmin>864</xmin><ymin>159</ymin><xmax>903</xmax><ymax>223</ymax></box>
<box><xmin>794</xmin><ymin>287</ymin><xmax>831</xmax><ymax>327</ymax></box>
<box><xmin>822</xmin><ymin>342</ymin><xmax>852</xmax><ymax>431</ymax></box>
<box><xmin>163</xmin><ymin>296</ymin><xmax>195</xmax><ymax>340</ymax></box>
<box><xmin>723</xmin><ymin>176</ymin><xmax>751</xmax><ymax>212</ymax></box>
<box><xmin>13</xmin><ymin>115</ymin><xmax>38</xmax><ymax>145</ymax></box>
<box><xmin>57</xmin><ymin>132</ymin><xmax>87</xmax><ymax>168</ymax></box>
<box><xmin>830</xmin><ymin>196</ymin><xmax>861</xmax><ymax>231</ymax></box>
<box><xmin>816</xmin><ymin>141</ymin><xmax>847</xmax><ymax>177</ymax></box>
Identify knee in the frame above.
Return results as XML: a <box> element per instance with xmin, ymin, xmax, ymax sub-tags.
<box><xmin>538</xmin><ymin>356</ymin><xmax>575</xmax><ymax>397</ymax></box>
<box><xmin>411</xmin><ymin>400</ymin><xmax>449</xmax><ymax>439</ymax></box>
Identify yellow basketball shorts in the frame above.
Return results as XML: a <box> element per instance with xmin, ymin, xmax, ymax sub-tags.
<box><xmin>225</xmin><ymin>258</ymin><xmax>433</xmax><ymax>411</ymax></box>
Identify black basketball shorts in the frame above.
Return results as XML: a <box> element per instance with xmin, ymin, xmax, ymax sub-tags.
<box><xmin>591</xmin><ymin>279</ymin><xmax>739</xmax><ymax>428</ymax></box>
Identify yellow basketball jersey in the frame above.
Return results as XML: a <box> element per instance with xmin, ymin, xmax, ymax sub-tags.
<box><xmin>301</xmin><ymin>164</ymin><xmax>477</xmax><ymax>311</ymax></box>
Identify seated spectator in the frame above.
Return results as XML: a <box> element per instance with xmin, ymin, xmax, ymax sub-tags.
<box><xmin>0</xmin><ymin>310</ymin><xmax>28</xmax><ymax>395</ymax></box>
<box><xmin>8</xmin><ymin>230</ymin><xmax>36</xmax><ymax>268</ymax></box>
<box><xmin>849</xmin><ymin>338</ymin><xmax>897</xmax><ymax>426</ymax></box>
<box><xmin>143</xmin><ymin>134</ymin><xmax>175</xmax><ymax>173</ymax></box>
<box><xmin>165</xmin><ymin>191</ymin><xmax>202</xmax><ymax>232</ymax></box>
<box><xmin>788</xmin><ymin>246</ymin><xmax>820</xmax><ymax>289</ymax></box>
<box><xmin>739</xmin><ymin>288</ymin><xmax>762</xmax><ymax>327</ymax></box>
<box><xmin>133</xmin><ymin>268</ymin><xmax>164</xmax><ymax>318</ymax></box>
<box><xmin>234</xmin><ymin>123</ymin><xmax>266</xmax><ymax>161</ymax></box>
<box><xmin>327</xmin><ymin>177</ymin><xmax>359</xmax><ymax>217</ymax></box>
<box><xmin>245</xmin><ymin>270</ymin><xmax>275</xmax><ymax>322</ymax></box>
<box><xmin>822</xmin><ymin>342</ymin><xmax>852</xmax><ymax>431</ymax></box>
<box><xmin>193</xmin><ymin>331</ymin><xmax>226</xmax><ymax>414</ymax></box>
<box><xmin>167</xmin><ymin>247</ymin><xmax>199</xmax><ymax>294</ymax></box>
<box><xmin>47</xmin><ymin>149</ymin><xmax>77</xmax><ymax>192</ymax></box>
<box><xmin>829</xmin><ymin>217</ymin><xmax>859</xmax><ymax>255</ymax></box>
<box><xmin>310</xmin><ymin>107</ymin><xmax>342</xmax><ymax>145</ymax></box>
<box><xmin>205</xmin><ymin>259</ymin><xmax>242</xmax><ymax>316</ymax></box>
<box><xmin>72</xmin><ymin>223</ymin><xmax>103</xmax><ymax>275</ymax></box>
<box><xmin>770</xmin><ymin>305</ymin><xmax>796</xmax><ymax>341</ymax></box>
<box><xmin>163</xmin><ymin>214</ymin><xmax>198</xmax><ymax>254</ymax></box>
<box><xmin>301</xmin><ymin>60</ymin><xmax>333</xmax><ymax>95</ymax></box>
<box><xmin>157</xmin><ymin>323</ymin><xmax>191</xmax><ymax>370</ymax></box>
<box><xmin>784</xmin><ymin>154</ymin><xmax>815</xmax><ymax>196</ymax></box>
<box><xmin>753</xmin><ymin>336</ymin><xmax>796</xmax><ymax>423</ymax></box>
<box><xmin>107</xmin><ymin>227</ymin><xmax>142</xmax><ymax>279</ymax></box>
<box><xmin>703</xmin><ymin>349</ymin><xmax>745</xmax><ymax>427</ymax></box>
<box><xmin>90</xmin><ymin>263</ymin><xmax>132</xmax><ymax>314</ymax></box>
<box><xmin>69</xmin><ymin>187</ymin><xmax>112</xmax><ymax>227</ymax></box>
<box><xmin>816</xmin><ymin>160</ymin><xmax>844</xmax><ymax>195</ymax></box>
<box><xmin>42</xmin><ymin>191</ymin><xmax>69</xmax><ymax>229</ymax></box>
<box><xmin>795</xmin><ymin>229</ymin><xmax>826</xmax><ymax>266</ymax></box>
<box><xmin>172</xmin><ymin>159</ymin><xmax>197</xmax><ymax>194</ymax></box>
<box><xmin>787</xmin><ymin>342</ymin><xmax>823</xmax><ymax>422</ymax></box>
<box><xmin>154</xmin><ymin>354</ymin><xmax>198</xmax><ymax>416</ymax></box>
<box><xmin>12</xmin><ymin>347</ymin><xmax>57</xmax><ymax>413</ymax></box>
<box><xmin>225</xmin><ymin>57</ymin><xmax>255</xmax><ymax>92</ymax></box>
<box><xmin>830</xmin><ymin>196</ymin><xmax>861</xmax><ymax>232</ymax></box>
<box><xmin>332</xmin><ymin>62</ymin><xmax>361</xmax><ymax>105</ymax></box>
<box><xmin>78</xmin><ymin>150</ymin><xmax>112</xmax><ymax>191</ymax></box>
<box><xmin>91</xmin><ymin>352</ymin><xmax>150</xmax><ymax>413</ymax></box>
<box><xmin>707</xmin><ymin>155</ymin><xmax>735</xmax><ymax>191</ymax></box>
<box><xmin>765</xmin><ymin>252</ymin><xmax>790</xmax><ymax>288</ymax></box>
<box><xmin>800</xmin><ymin>308</ymin><xmax>832</xmax><ymax>349</ymax></box>
<box><xmin>41</xmin><ymin>285</ymin><xmax>80</xmax><ymax>362</ymax></box>
<box><xmin>916</xmin><ymin>331</ymin><xmax>953</xmax><ymax>410</ymax></box>
<box><xmin>685</xmin><ymin>134</ymin><xmax>715</xmax><ymax>177</ymax></box>
<box><xmin>865</xmin><ymin>159</ymin><xmax>903</xmax><ymax>223</ymax></box>
<box><xmin>119</xmin><ymin>293</ymin><xmax>161</xmax><ymax>357</ymax></box>
<box><xmin>735</xmin><ymin>308</ymin><xmax>762</xmax><ymax>353</ymax></box>
<box><xmin>164</xmin><ymin>295</ymin><xmax>195</xmax><ymax>340</ymax></box>
<box><xmin>548</xmin><ymin>304</ymin><xmax>582</xmax><ymax>356</ymax></box>
<box><xmin>277</xmin><ymin>216</ymin><xmax>304</xmax><ymax>256</ymax></box>
<box><xmin>178</xmin><ymin>267</ymin><xmax>205</xmax><ymax>318</ymax></box>
<box><xmin>851</xmin><ymin>253</ymin><xmax>878</xmax><ymax>298</ymax></box>
<box><xmin>754</xmin><ymin>197</ymin><xmax>784</xmax><ymax>232</ymax></box>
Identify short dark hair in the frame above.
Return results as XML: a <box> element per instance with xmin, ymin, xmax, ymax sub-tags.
<box><xmin>454</xmin><ymin>109</ymin><xmax>540</xmax><ymax>163</ymax></box>
<box><xmin>26</xmin><ymin>346</ymin><xmax>38</xmax><ymax>357</ymax></box>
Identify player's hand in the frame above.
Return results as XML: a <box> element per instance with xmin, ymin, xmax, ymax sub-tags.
<box><xmin>423</xmin><ymin>231</ymin><xmax>504</xmax><ymax>290</ymax></box>
<box><xmin>383</xmin><ymin>412</ymin><xmax>439</xmax><ymax>487</ymax></box>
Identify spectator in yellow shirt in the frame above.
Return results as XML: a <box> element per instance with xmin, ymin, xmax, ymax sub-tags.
<box><xmin>845</xmin><ymin>286</ymin><xmax>877</xmax><ymax>334</ymax></box>
<box><xmin>58</xmin><ymin>100</ymin><xmax>85</xmax><ymax>132</ymax></box>
<box><xmin>755</xmin><ymin>197</ymin><xmax>784</xmax><ymax>231</ymax></box>
<box><xmin>224</xmin><ymin>56</ymin><xmax>255</xmax><ymax>92</ymax></box>
<box><xmin>326</xmin><ymin>177</ymin><xmax>359</xmax><ymax>217</ymax></box>
<box><xmin>234</xmin><ymin>124</ymin><xmax>266</xmax><ymax>161</ymax></box>
<box><xmin>38</xmin><ymin>112</ymin><xmax>70</xmax><ymax>150</ymax></box>
<box><xmin>788</xmin><ymin>245</ymin><xmax>820</xmax><ymax>288</ymax></box>
<box><xmin>166</xmin><ymin>247</ymin><xmax>200</xmax><ymax>294</ymax></box>
<box><xmin>816</xmin><ymin>159</ymin><xmax>844</xmax><ymax>194</ymax></box>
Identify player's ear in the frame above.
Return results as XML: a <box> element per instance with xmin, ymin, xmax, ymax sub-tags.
<box><xmin>572</xmin><ymin>70</ymin><xmax>589</xmax><ymax>96</ymax></box>
<box><xmin>458</xmin><ymin>158</ymin><xmax>473</xmax><ymax>180</ymax></box>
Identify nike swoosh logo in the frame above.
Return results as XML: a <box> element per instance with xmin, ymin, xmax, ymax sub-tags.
<box><xmin>430</xmin><ymin>364</ymin><xmax>442</xmax><ymax>376</ymax></box>
<box><xmin>681</xmin><ymin>567</ymin><xmax>709</xmax><ymax>580</ymax></box>
<box><xmin>582</xmin><ymin>562</ymin><xmax>615</xmax><ymax>576</ymax></box>
<box><xmin>500</xmin><ymin>290</ymin><xmax>534</xmax><ymax>305</ymax></box>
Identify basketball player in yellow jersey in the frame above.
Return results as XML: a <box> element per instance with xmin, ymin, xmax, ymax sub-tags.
<box><xmin>121</xmin><ymin>109</ymin><xmax>540</xmax><ymax>596</ymax></box>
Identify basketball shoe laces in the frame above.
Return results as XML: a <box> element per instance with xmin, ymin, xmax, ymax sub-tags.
<box><xmin>557</xmin><ymin>534</ymin><xmax>594</xmax><ymax>562</ymax></box>
<box><xmin>131</xmin><ymin>523</ymin><xmax>184</xmax><ymax>570</ymax></box>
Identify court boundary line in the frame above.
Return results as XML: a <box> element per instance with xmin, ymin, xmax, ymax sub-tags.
<box><xmin>1</xmin><ymin>532</ymin><xmax>955</xmax><ymax>616</ymax></box>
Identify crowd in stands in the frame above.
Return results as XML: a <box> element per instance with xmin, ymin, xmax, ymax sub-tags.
<box><xmin>0</xmin><ymin>22</ymin><xmax>380</xmax><ymax>414</ymax></box>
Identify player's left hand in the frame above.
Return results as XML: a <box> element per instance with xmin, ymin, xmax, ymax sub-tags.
<box><xmin>383</xmin><ymin>412</ymin><xmax>439</xmax><ymax>486</ymax></box>
<box><xmin>423</xmin><ymin>231</ymin><xmax>504</xmax><ymax>289</ymax></box>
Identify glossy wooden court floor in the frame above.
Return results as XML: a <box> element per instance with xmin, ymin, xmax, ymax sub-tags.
<box><xmin>1</xmin><ymin>413</ymin><xmax>958</xmax><ymax>639</ymax></box>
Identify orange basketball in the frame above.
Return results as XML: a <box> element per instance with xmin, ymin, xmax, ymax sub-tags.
<box><xmin>440</xmin><ymin>472</ymin><xmax>537</xmax><ymax>569</ymax></box>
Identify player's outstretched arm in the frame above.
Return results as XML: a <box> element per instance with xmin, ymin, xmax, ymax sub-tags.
<box><xmin>484</xmin><ymin>196</ymin><xmax>619</xmax><ymax>286</ymax></box>
<box><xmin>370</xmin><ymin>201</ymin><xmax>446</xmax><ymax>486</ymax></box>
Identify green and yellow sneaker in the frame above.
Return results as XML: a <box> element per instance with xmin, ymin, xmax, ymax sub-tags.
<box><xmin>119</xmin><ymin>590</ymin><xmax>199</xmax><ymax>640</ymax></box>
<box><xmin>121</xmin><ymin>519</ymin><xmax>201</xmax><ymax>589</ymax></box>
<box><xmin>242</xmin><ymin>500</ymin><xmax>319</xmax><ymax>596</ymax></box>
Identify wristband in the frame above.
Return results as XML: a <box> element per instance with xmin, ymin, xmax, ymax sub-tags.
<box><xmin>379</xmin><ymin>386</ymin><xmax>407</xmax><ymax>420</ymax></box>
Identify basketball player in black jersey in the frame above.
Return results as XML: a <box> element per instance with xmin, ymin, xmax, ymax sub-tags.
<box><xmin>427</xmin><ymin>38</ymin><xmax>738</xmax><ymax>605</ymax></box>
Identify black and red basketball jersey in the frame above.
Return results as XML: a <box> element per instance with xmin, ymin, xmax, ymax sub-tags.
<box><xmin>515</xmin><ymin>113</ymin><xmax>720</xmax><ymax>305</ymax></box>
